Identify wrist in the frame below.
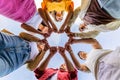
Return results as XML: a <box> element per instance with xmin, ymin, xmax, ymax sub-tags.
<box><xmin>74</xmin><ymin>33</ymin><xmax>78</xmax><ymax>37</ymax></box>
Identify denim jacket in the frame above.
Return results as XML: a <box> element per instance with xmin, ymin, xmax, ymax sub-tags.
<box><xmin>97</xmin><ymin>0</ymin><xmax>120</xmax><ymax>19</ymax></box>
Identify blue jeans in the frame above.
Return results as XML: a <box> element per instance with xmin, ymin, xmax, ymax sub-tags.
<box><xmin>0</xmin><ymin>32</ymin><xmax>31</xmax><ymax>77</ymax></box>
<box><xmin>97</xmin><ymin>0</ymin><xmax>120</xmax><ymax>19</ymax></box>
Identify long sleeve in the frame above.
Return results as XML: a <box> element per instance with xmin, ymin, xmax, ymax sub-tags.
<box><xmin>75</xmin><ymin>20</ymin><xmax>120</xmax><ymax>39</ymax></box>
<box><xmin>105</xmin><ymin>20</ymin><xmax>120</xmax><ymax>31</ymax></box>
<box><xmin>73</xmin><ymin>31</ymin><xmax>99</xmax><ymax>38</ymax></box>
<box><xmin>86</xmin><ymin>20</ymin><xmax>120</xmax><ymax>32</ymax></box>
<box><xmin>0</xmin><ymin>0</ymin><xmax>36</xmax><ymax>23</ymax></box>
<box><xmin>67</xmin><ymin>6</ymin><xmax>81</xmax><ymax>27</ymax></box>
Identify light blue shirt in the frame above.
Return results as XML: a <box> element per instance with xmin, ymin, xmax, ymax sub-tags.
<box><xmin>97</xmin><ymin>0</ymin><xmax>120</xmax><ymax>19</ymax></box>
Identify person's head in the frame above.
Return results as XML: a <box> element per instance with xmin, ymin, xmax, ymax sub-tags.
<box><xmin>37</xmin><ymin>42</ymin><xmax>45</xmax><ymax>51</ymax></box>
<box><xmin>77</xmin><ymin>51</ymin><xmax>90</xmax><ymax>72</ymax></box>
<box><xmin>59</xmin><ymin>63</ymin><xmax>68</xmax><ymax>71</ymax></box>
<box><xmin>79</xmin><ymin>23</ymin><xmax>87</xmax><ymax>32</ymax></box>
<box><xmin>38</xmin><ymin>23</ymin><xmax>49</xmax><ymax>33</ymax></box>
<box><xmin>78</xmin><ymin>51</ymin><xmax>87</xmax><ymax>60</ymax></box>
<box><xmin>50</xmin><ymin>11</ymin><xmax>64</xmax><ymax>22</ymax></box>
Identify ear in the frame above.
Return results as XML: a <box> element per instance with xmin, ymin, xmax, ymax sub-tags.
<box><xmin>78</xmin><ymin>51</ymin><xmax>87</xmax><ymax>60</ymax></box>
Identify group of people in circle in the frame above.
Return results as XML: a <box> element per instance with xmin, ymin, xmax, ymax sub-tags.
<box><xmin>0</xmin><ymin>0</ymin><xmax>120</xmax><ymax>80</ymax></box>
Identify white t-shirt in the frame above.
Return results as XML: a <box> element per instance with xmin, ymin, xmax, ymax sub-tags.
<box><xmin>85</xmin><ymin>49</ymin><xmax>112</xmax><ymax>76</ymax></box>
<box><xmin>29</xmin><ymin>42</ymin><xmax>39</xmax><ymax>60</ymax></box>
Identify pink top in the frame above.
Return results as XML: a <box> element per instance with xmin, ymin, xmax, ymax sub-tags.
<box><xmin>34</xmin><ymin>68</ymin><xmax>78</xmax><ymax>80</ymax></box>
<box><xmin>0</xmin><ymin>0</ymin><xmax>36</xmax><ymax>23</ymax></box>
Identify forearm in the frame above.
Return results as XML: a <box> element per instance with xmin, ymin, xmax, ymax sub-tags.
<box><xmin>60</xmin><ymin>11</ymin><xmax>73</xmax><ymax>30</ymax></box>
<box><xmin>21</xmin><ymin>23</ymin><xmax>44</xmax><ymax>35</ymax></box>
<box><xmin>64</xmin><ymin>11</ymin><xmax>73</xmax><ymax>26</ymax></box>
<box><xmin>45</xmin><ymin>11</ymin><xmax>57</xmax><ymax>31</ymax></box>
<box><xmin>63</xmin><ymin>54</ymin><xmax>75</xmax><ymax>72</ymax></box>
<box><xmin>27</xmin><ymin>51</ymin><xmax>45</xmax><ymax>71</ymax></box>
<box><xmin>37</xmin><ymin>52</ymin><xmax>54</xmax><ymax>71</ymax></box>
<box><xmin>38</xmin><ymin>8</ymin><xmax>50</xmax><ymax>27</ymax></box>
<box><xmin>72</xmin><ymin>38</ymin><xmax>102</xmax><ymax>49</ymax></box>
<box><xmin>67</xmin><ymin>6</ymin><xmax>81</xmax><ymax>27</ymax></box>
<box><xmin>19</xmin><ymin>32</ymin><xmax>41</xmax><ymax>42</ymax></box>
<box><xmin>73</xmin><ymin>31</ymin><xmax>99</xmax><ymax>38</ymax></box>
<box><xmin>67</xmin><ymin>48</ymin><xmax>81</xmax><ymax>69</ymax></box>
<box><xmin>72</xmin><ymin>38</ymin><xmax>94</xmax><ymax>44</ymax></box>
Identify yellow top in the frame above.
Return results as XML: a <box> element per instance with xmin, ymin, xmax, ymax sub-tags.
<box><xmin>41</xmin><ymin>0</ymin><xmax>74</xmax><ymax>12</ymax></box>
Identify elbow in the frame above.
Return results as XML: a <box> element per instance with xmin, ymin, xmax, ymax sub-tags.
<box><xmin>76</xmin><ymin>66</ymin><xmax>81</xmax><ymax>70</ymax></box>
<box><xmin>78</xmin><ymin>65</ymin><xmax>90</xmax><ymax>72</ymax></box>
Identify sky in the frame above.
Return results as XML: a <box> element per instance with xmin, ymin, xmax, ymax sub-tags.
<box><xmin>0</xmin><ymin>0</ymin><xmax>120</xmax><ymax>80</ymax></box>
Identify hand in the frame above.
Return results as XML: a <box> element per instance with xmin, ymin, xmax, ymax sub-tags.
<box><xmin>68</xmin><ymin>38</ymin><xmax>74</xmax><ymax>44</ymax></box>
<box><xmin>58</xmin><ymin>47</ymin><xmax>65</xmax><ymax>57</ymax></box>
<box><xmin>58</xmin><ymin>47</ymin><xmax>65</xmax><ymax>53</ymax></box>
<box><xmin>44</xmin><ymin>43</ymin><xmax>50</xmax><ymax>51</ymax></box>
<box><xmin>50</xmin><ymin>47</ymin><xmax>57</xmax><ymax>54</ymax></box>
<box><xmin>39</xmin><ymin>39</ymin><xmax>47</xmax><ymax>44</ymax></box>
<box><xmin>65</xmin><ymin>43</ymin><xmax>71</xmax><ymax>51</ymax></box>
<box><xmin>39</xmin><ymin>39</ymin><xmax>49</xmax><ymax>51</ymax></box>
<box><xmin>44</xmin><ymin>44</ymin><xmax>50</xmax><ymax>51</ymax></box>
<box><xmin>65</xmin><ymin>26</ymin><xmax>70</xmax><ymax>33</ymax></box>
<box><xmin>48</xmin><ymin>28</ymin><xmax>53</xmax><ymax>34</ymax></box>
<box><xmin>67</xmin><ymin>33</ymin><xmax>74</xmax><ymax>38</ymax></box>
<box><xmin>59</xmin><ymin>28</ymin><xmax>64</xmax><ymax>33</ymax></box>
<box><xmin>42</xmin><ymin>33</ymin><xmax>50</xmax><ymax>38</ymax></box>
<box><xmin>52</xmin><ymin>27</ymin><xmax>58</xmax><ymax>33</ymax></box>
<box><xmin>69</xmin><ymin>4</ymin><xmax>74</xmax><ymax>12</ymax></box>
<box><xmin>37</xmin><ymin>42</ymin><xmax>45</xmax><ymax>50</ymax></box>
<box><xmin>79</xmin><ymin>64</ymin><xmax>89</xmax><ymax>72</ymax></box>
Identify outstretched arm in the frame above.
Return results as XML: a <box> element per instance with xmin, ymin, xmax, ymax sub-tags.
<box><xmin>59</xmin><ymin>5</ymin><xmax>74</xmax><ymax>33</ymax></box>
<box><xmin>59</xmin><ymin>47</ymin><xmax>75</xmax><ymax>72</ymax></box>
<box><xmin>45</xmin><ymin>10</ymin><xmax>58</xmax><ymax>32</ymax></box>
<box><xmin>1</xmin><ymin>29</ymin><xmax>43</xmax><ymax>42</ymax></box>
<box><xmin>21</xmin><ymin>23</ymin><xmax>44</xmax><ymax>35</ymax></box>
<box><xmin>65</xmin><ymin>6</ymin><xmax>81</xmax><ymax>33</ymax></box>
<box><xmin>27</xmin><ymin>50</ymin><xmax>46</xmax><ymax>71</ymax></box>
<box><xmin>70</xmin><ymin>38</ymin><xmax>102</xmax><ymax>49</ymax></box>
<box><xmin>67</xmin><ymin>31</ymin><xmax>99</xmax><ymax>39</ymax></box>
<box><xmin>19</xmin><ymin>32</ymin><xmax>42</xmax><ymax>42</ymax></box>
<box><xmin>37</xmin><ymin>47</ymin><xmax>57</xmax><ymax>71</ymax></box>
<box><xmin>38</xmin><ymin>8</ymin><xmax>51</xmax><ymax>28</ymax></box>
<box><xmin>65</xmin><ymin>44</ymin><xmax>89</xmax><ymax>72</ymax></box>
<box><xmin>27</xmin><ymin>43</ymin><xmax>49</xmax><ymax>71</ymax></box>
